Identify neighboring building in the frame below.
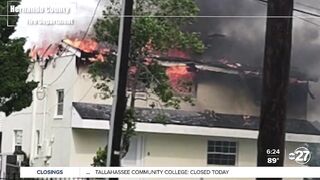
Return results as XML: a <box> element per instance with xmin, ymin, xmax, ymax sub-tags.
<box><xmin>1</xmin><ymin>40</ymin><xmax>320</xmax><ymax>180</ymax></box>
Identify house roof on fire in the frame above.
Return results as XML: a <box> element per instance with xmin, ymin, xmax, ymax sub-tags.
<box><xmin>58</xmin><ymin>40</ymin><xmax>317</xmax><ymax>83</ymax></box>
<box><xmin>154</xmin><ymin>57</ymin><xmax>318</xmax><ymax>83</ymax></box>
<box><xmin>73</xmin><ymin>102</ymin><xmax>320</xmax><ymax>136</ymax></box>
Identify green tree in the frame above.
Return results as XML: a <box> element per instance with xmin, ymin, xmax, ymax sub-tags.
<box><xmin>0</xmin><ymin>1</ymin><xmax>37</xmax><ymax>116</ymax></box>
<box><xmin>90</xmin><ymin>0</ymin><xmax>204</xmax><ymax>163</ymax></box>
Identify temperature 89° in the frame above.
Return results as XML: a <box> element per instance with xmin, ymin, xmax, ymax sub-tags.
<box><xmin>267</xmin><ymin>157</ymin><xmax>280</xmax><ymax>164</ymax></box>
<box><xmin>266</xmin><ymin>149</ymin><xmax>280</xmax><ymax>155</ymax></box>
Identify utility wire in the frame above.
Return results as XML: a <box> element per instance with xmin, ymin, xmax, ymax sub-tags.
<box><xmin>256</xmin><ymin>0</ymin><xmax>320</xmax><ymax>28</ymax></box>
<box><xmin>295</xmin><ymin>16</ymin><xmax>320</xmax><ymax>28</ymax></box>
<box><xmin>295</xmin><ymin>1</ymin><xmax>320</xmax><ymax>13</ymax></box>
<box><xmin>257</xmin><ymin>0</ymin><xmax>320</xmax><ymax>17</ymax></box>
<box><xmin>47</xmin><ymin>0</ymin><xmax>103</xmax><ymax>86</ymax></box>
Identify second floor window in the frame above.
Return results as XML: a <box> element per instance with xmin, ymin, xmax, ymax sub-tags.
<box><xmin>56</xmin><ymin>89</ymin><xmax>64</xmax><ymax>116</ymax></box>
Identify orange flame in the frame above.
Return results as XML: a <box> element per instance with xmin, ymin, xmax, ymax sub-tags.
<box><xmin>166</xmin><ymin>49</ymin><xmax>190</xmax><ymax>59</ymax></box>
<box><xmin>166</xmin><ymin>66</ymin><xmax>194</xmax><ymax>94</ymax></box>
<box><xmin>63</xmin><ymin>38</ymin><xmax>108</xmax><ymax>62</ymax></box>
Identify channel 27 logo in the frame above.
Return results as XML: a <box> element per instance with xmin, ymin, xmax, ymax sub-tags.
<box><xmin>288</xmin><ymin>147</ymin><xmax>311</xmax><ymax>165</ymax></box>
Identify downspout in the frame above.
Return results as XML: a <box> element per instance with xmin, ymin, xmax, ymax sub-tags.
<box><xmin>30</xmin><ymin>63</ymin><xmax>40</xmax><ymax>165</ymax></box>
<box><xmin>41</xmin><ymin>86</ymin><xmax>47</xmax><ymax>152</ymax></box>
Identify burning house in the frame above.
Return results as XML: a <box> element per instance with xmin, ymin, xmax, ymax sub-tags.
<box><xmin>1</xmin><ymin>36</ymin><xmax>320</xmax><ymax>178</ymax></box>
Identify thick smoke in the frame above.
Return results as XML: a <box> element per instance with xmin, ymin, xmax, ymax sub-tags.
<box><xmin>12</xmin><ymin>0</ymin><xmax>320</xmax><ymax>77</ymax></box>
<box><xmin>190</xmin><ymin>0</ymin><xmax>320</xmax><ymax>77</ymax></box>
<box><xmin>12</xmin><ymin>0</ymin><xmax>105</xmax><ymax>49</ymax></box>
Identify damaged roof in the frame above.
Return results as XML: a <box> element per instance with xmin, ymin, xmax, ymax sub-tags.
<box><xmin>73</xmin><ymin>102</ymin><xmax>320</xmax><ymax>136</ymax></box>
<box><xmin>154</xmin><ymin>57</ymin><xmax>318</xmax><ymax>83</ymax></box>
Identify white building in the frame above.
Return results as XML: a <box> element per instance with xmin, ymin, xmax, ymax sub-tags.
<box><xmin>1</xmin><ymin>41</ymin><xmax>320</xmax><ymax>180</ymax></box>
<box><xmin>0</xmin><ymin>112</ymin><xmax>4</xmax><ymax>152</ymax></box>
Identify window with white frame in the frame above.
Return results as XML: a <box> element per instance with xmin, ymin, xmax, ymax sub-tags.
<box><xmin>14</xmin><ymin>130</ymin><xmax>23</xmax><ymax>150</ymax></box>
<box><xmin>207</xmin><ymin>140</ymin><xmax>237</xmax><ymax>165</ymax></box>
<box><xmin>56</xmin><ymin>89</ymin><xmax>64</xmax><ymax>116</ymax></box>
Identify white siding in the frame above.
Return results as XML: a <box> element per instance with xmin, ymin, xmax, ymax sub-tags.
<box><xmin>0</xmin><ymin>113</ymin><xmax>4</xmax><ymax>132</ymax></box>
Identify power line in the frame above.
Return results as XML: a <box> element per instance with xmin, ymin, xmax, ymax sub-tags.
<box><xmin>47</xmin><ymin>57</ymin><xmax>74</xmax><ymax>85</ymax></box>
<box><xmin>47</xmin><ymin>0</ymin><xmax>103</xmax><ymax>86</ymax></box>
<box><xmin>256</xmin><ymin>0</ymin><xmax>320</xmax><ymax>29</ymax></box>
<box><xmin>295</xmin><ymin>1</ymin><xmax>320</xmax><ymax>13</ymax></box>
<box><xmin>296</xmin><ymin>16</ymin><xmax>320</xmax><ymax>28</ymax></box>
<box><xmin>257</xmin><ymin>0</ymin><xmax>320</xmax><ymax>17</ymax></box>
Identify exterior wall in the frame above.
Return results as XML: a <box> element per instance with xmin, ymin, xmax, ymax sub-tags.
<box><xmin>34</xmin><ymin>54</ymin><xmax>79</xmax><ymax>166</ymax></box>
<box><xmin>69</xmin><ymin>128</ymin><xmax>107</xmax><ymax>166</ymax></box>
<box><xmin>69</xmin><ymin>128</ymin><xmax>143</xmax><ymax>167</ymax></box>
<box><xmin>0</xmin><ymin>112</ymin><xmax>4</xmax><ymax>132</ymax></box>
<box><xmin>142</xmin><ymin>133</ymin><xmax>305</xmax><ymax>180</ymax></box>
<box><xmin>142</xmin><ymin>133</ymin><xmax>305</xmax><ymax>167</ymax></box>
<box><xmin>29</xmin><ymin>126</ymin><xmax>306</xmax><ymax>179</ymax></box>
<box><xmin>1</xmin><ymin>107</ymin><xmax>33</xmax><ymax>154</ymax></box>
<box><xmin>72</xmin><ymin>65</ymin><xmax>112</xmax><ymax>105</ymax></box>
<box><xmin>143</xmin><ymin>133</ymin><xmax>206</xmax><ymax>166</ymax></box>
<box><xmin>2</xmin><ymin>54</ymin><xmax>79</xmax><ymax>166</ymax></box>
<box><xmin>192</xmin><ymin>71</ymin><xmax>260</xmax><ymax>115</ymax></box>
<box><xmin>61</xmin><ymin>129</ymin><xmax>310</xmax><ymax>168</ymax></box>
<box><xmin>192</xmin><ymin>71</ymin><xmax>308</xmax><ymax>119</ymax></box>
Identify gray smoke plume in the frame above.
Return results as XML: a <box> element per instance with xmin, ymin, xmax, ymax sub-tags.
<box><xmin>190</xmin><ymin>0</ymin><xmax>320</xmax><ymax>77</ymax></box>
<box><xmin>11</xmin><ymin>0</ymin><xmax>320</xmax><ymax>78</ymax></box>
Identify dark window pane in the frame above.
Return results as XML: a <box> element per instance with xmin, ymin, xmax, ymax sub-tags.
<box><xmin>58</xmin><ymin>91</ymin><xmax>64</xmax><ymax>103</ymax></box>
<box><xmin>223</xmin><ymin>141</ymin><xmax>229</xmax><ymax>146</ymax></box>
<box><xmin>208</xmin><ymin>145</ymin><xmax>215</xmax><ymax>152</ymax></box>
<box><xmin>230</xmin><ymin>147</ymin><xmax>236</xmax><ymax>153</ymax></box>
<box><xmin>216</xmin><ymin>146</ymin><xmax>222</xmax><ymax>152</ymax></box>
<box><xmin>57</xmin><ymin>104</ymin><xmax>63</xmax><ymax>115</ymax></box>
<box><xmin>223</xmin><ymin>147</ymin><xmax>228</xmax><ymax>152</ymax></box>
<box><xmin>207</xmin><ymin>154</ymin><xmax>236</xmax><ymax>165</ymax></box>
<box><xmin>57</xmin><ymin>90</ymin><xmax>64</xmax><ymax>115</ymax></box>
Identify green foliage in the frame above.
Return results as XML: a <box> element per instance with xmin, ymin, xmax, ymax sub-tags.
<box><xmin>121</xmin><ymin>108</ymin><xmax>136</xmax><ymax>158</ymax></box>
<box><xmin>90</xmin><ymin>0</ymin><xmax>204</xmax><ymax>160</ymax></box>
<box><xmin>92</xmin><ymin>146</ymin><xmax>107</xmax><ymax>167</ymax></box>
<box><xmin>0</xmin><ymin>1</ymin><xmax>37</xmax><ymax>116</ymax></box>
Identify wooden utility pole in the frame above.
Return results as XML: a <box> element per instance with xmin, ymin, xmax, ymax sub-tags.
<box><xmin>107</xmin><ymin>0</ymin><xmax>133</xmax><ymax>174</ymax></box>
<box><xmin>257</xmin><ymin>0</ymin><xmax>293</xmax><ymax>178</ymax></box>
